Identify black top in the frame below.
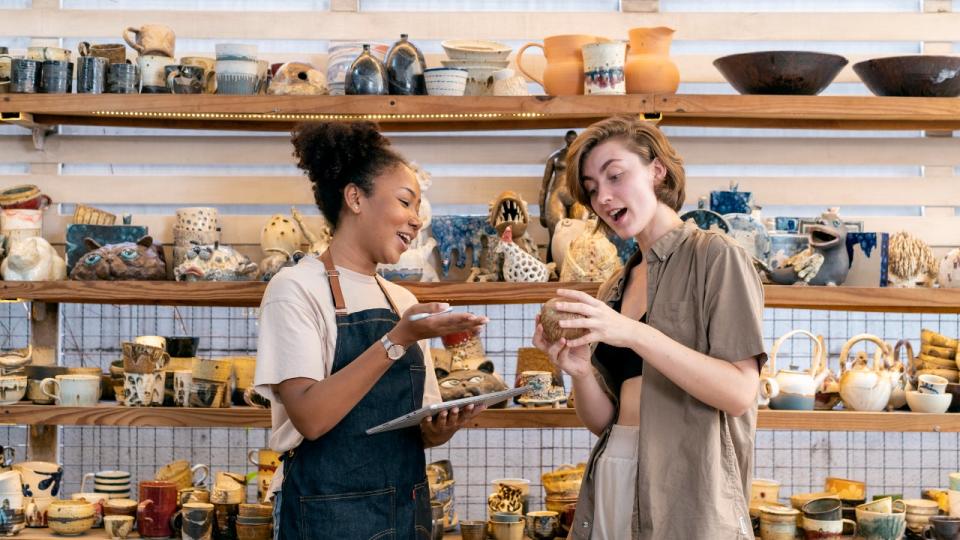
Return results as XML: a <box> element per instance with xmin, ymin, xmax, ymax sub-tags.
<box><xmin>593</xmin><ymin>293</ymin><xmax>645</xmax><ymax>398</ymax></box>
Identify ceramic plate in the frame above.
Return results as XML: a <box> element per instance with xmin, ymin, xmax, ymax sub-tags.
<box><xmin>679</xmin><ymin>209</ymin><xmax>730</xmax><ymax>233</ymax></box>
<box><xmin>723</xmin><ymin>213</ymin><xmax>771</xmax><ymax>261</ymax></box>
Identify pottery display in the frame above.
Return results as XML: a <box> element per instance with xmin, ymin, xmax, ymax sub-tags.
<box><xmin>346</xmin><ymin>43</ymin><xmax>388</xmax><ymax>95</ymax></box>
<box><xmin>385</xmin><ymin>34</ymin><xmax>426</xmax><ymax>95</ymax></box>
<box><xmin>838</xmin><ymin>334</ymin><xmax>895</xmax><ymax>412</ymax></box>
<box><xmin>625</xmin><ymin>26</ymin><xmax>680</xmax><ymax>94</ymax></box>
<box><xmin>854</xmin><ymin>55</ymin><xmax>960</xmax><ymax>97</ymax></box>
<box><xmin>714</xmin><ymin>51</ymin><xmax>848</xmax><ymax>95</ymax></box>
<box><xmin>517</xmin><ymin>34</ymin><xmax>603</xmax><ymax>96</ymax></box>
<box><xmin>760</xmin><ymin>330</ymin><xmax>829</xmax><ymax>410</ymax></box>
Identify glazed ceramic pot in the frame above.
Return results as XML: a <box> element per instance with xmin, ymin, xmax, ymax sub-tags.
<box><xmin>346</xmin><ymin>44</ymin><xmax>387</xmax><ymax>95</ymax></box>
<box><xmin>838</xmin><ymin>334</ymin><xmax>895</xmax><ymax>412</ymax></box>
<box><xmin>516</xmin><ymin>34</ymin><xmax>604</xmax><ymax>96</ymax></box>
<box><xmin>760</xmin><ymin>330</ymin><xmax>829</xmax><ymax>410</ymax></box>
<box><xmin>156</xmin><ymin>461</ymin><xmax>209</xmax><ymax>492</ymax></box>
<box><xmin>137</xmin><ymin>481</ymin><xmax>178</xmax><ymax>538</ymax></box>
<box><xmin>47</xmin><ymin>499</ymin><xmax>96</xmax><ymax>536</ymax></box>
<box><xmin>759</xmin><ymin>505</ymin><xmax>799</xmax><ymax>540</ymax></box>
<box><xmin>385</xmin><ymin>34</ymin><xmax>426</xmax><ymax>95</ymax></box>
<box><xmin>77</xmin><ymin>42</ymin><xmax>127</xmax><ymax>65</ymax></box>
<box><xmin>625</xmin><ymin>26</ymin><xmax>680</xmax><ymax>94</ymax></box>
<box><xmin>582</xmin><ymin>41</ymin><xmax>627</xmax><ymax>95</ymax></box>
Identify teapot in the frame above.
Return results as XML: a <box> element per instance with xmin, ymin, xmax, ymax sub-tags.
<box><xmin>888</xmin><ymin>339</ymin><xmax>916</xmax><ymax>410</ymax></box>
<box><xmin>838</xmin><ymin>334</ymin><xmax>894</xmax><ymax>412</ymax></box>
<box><xmin>759</xmin><ymin>330</ymin><xmax>829</xmax><ymax>410</ymax></box>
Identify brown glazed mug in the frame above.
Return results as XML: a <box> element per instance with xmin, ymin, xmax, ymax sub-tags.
<box><xmin>137</xmin><ymin>481</ymin><xmax>177</xmax><ymax>539</ymax></box>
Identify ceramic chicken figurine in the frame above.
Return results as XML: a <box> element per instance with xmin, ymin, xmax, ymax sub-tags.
<box><xmin>758</xmin><ymin>209</ymin><xmax>849</xmax><ymax>286</ymax></box>
<box><xmin>495</xmin><ymin>227</ymin><xmax>552</xmax><ymax>283</ymax></box>
<box><xmin>888</xmin><ymin>231</ymin><xmax>937</xmax><ymax>287</ymax></box>
<box><xmin>1</xmin><ymin>237</ymin><xmax>67</xmax><ymax>281</ymax></box>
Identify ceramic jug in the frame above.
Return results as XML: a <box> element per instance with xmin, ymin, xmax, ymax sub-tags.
<box><xmin>516</xmin><ymin>34</ymin><xmax>604</xmax><ymax>96</ymax></box>
<box><xmin>838</xmin><ymin>334</ymin><xmax>894</xmax><ymax>412</ymax></box>
<box><xmin>888</xmin><ymin>339</ymin><xmax>916</xmax><ymax>410</ymax></box>
<box><xmin>123</xmin><ymin>24</ymin><xmax>175</xmax><ymax>58</ymax></box>
<box><xmin>624</xmin><ymin>26</ymin><xmax>680</xmax><ymax>94</ymax></box>
<box><xmin>760</xmin><ymin>329</ymin><xmax>829</xmax><ymax>410</ymax></box>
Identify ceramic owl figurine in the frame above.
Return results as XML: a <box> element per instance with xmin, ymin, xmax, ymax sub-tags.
<box><xmin>1</xmin><ymin>236</ymin><xmax>66</xmax><ymax>281</ymax></box>
<box><xmin>69</xmin><ymin>236</ymin><xmax>166</xmax><ymax>281</ymax></box>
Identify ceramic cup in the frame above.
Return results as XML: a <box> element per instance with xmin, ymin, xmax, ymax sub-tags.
<box><xmin>78</xmin><ymin>42</ymin><xmax>127</xmax><ymax>66</ymax></box>
<box><xmin>80</xmin><ymin>470</ymin><xmax>131</xmax><ymax>499</ymax></box>
<box><xmin>138</xmin><ymin>54</ymin><xmax>174</xmax><ymax>93</ymax></box>
<box><xmin>103</xmin><ymin>514</ymin><xmax>134</xmax><ymax>539</ymax></box>
<box><xmin>26</xmin><ymin>46</ymin><xmax>69</xmax><ymax>62</ymax></box>
<box><xmin>0</xmin><ymin>375</ymin><xmax>27</xmax><ymax>405</ymax></box>
<box><xmin>122</xmin><ymin>372</ymin><xmax>160</xmax><ymax>407</ymax></box>
<box><xmin>156</xmin><ymin>460</ymin><xmax>209</xmax><ymax>491</ymax></box>
<box><xmin>151</xmin><ymin>371</ymin><xmax>166</xmax><ymax>406</ymax></box>
<box><xmin>751</xmin><ymin>478</ymin><xmax>781</xmax><ymax>505</ymax></box>
<box><xmin>213</xmin><ymin>503</ymin><xmax>239</xmax><ymax>540</ymax></box>
<box><xmin>582</xmin><ymin>41</ymin><xmax>627</xmax><ymax>95</ymax></box>
<box><xmin>47</xmin><ymin>499</ymin><xmax>95</xmax><ymax>536</ymax></box>
<box><xmin>123</xmin><ymin>24</ymin><xmax>176</xmax><ymax>58</ymax></box>
<box><xmin>103</xmin><ymin>498</ymin><xmax>137</xmax><ymax>519</ymax></box>
<box><xmin>247</xmin><ymin>448</ymin><xmax>279</xmax><ymax>502</ymax></box>
<box><xmin>39</xmin><ymin>60</ymin><xmax>70</xmax><ymax>93</ymax></box>
<box><xmin>107</xmin><ymin>63</ymin><xmax>139</xmax><ymax>93</ymax></box>
<box><xmin>0</xmin><ymin>470</ymin><xmax>20</xmax><ymax>493</ymax></box>
<box><xmin>179</xmin><ymin>501</ymin><xmax>214</xmax><ymax>540</ymax></box>
<box><xmin>178</xmin><ymin>487</ymin><xmax>210</xmax><ymax>506</ymax></box>
<box><xmin>71</xmin><ymin>492</ymin><xmax>108</xmax><ymax>528</ymax></box>
<box><xmin>802</xmin><ymin>516</ymin><xmax>856</xmax><ymax>539</ymax></box>
<box><xmin>165</xmin><ymin>64</ymin><xmax>206</xmax><ymax>94</ymax></box>
<box><xmin>40</xmin><ymin>374</ymin><xmax>100</xmax><ymax>406</ymax></box>
<box><xmin>76</xmin><ymin>56</ymin><xmax>108</xmax><ymax>93</ymax></box>
<box><xmin>928</xmin><ymin>516</ymin><xmax>960</xmax><ymax>539</ymax></box>
<box><xmin>174</xmin><ymin>370</ymin><xmax>192</xmax><ymax>407</ymax></box>
<box><xmin>920</xmin><ymin>373</ymin><xmax>949</xmax><ymax>395</ymax></box>
<box><xmin>0</xmin><ymin>446</ymin><xmax>14</xmax><ymax>469</ymax></box>
<box><xmin>423</xmin><ymin>67</ymin><xmax>468</xmax><ymax>96</ymax></box>
<box><xmin>122</xmin><ymin>341</ymin><xmax>169</xmax><ymax>373</ymax></box>
<box><xmin>855</xmin><ymin>506</ymin><xmax>906</xmax><ymax>540</ymax></box>
<box><xmin>759</xmin><ymin>505</ymin><xmax>799</xmax><ymax>540</ymax></box>
<box><xmin>190</xmin><ymin>380</ymin><xmax>228</xmax><ymax>408</ymax></box>
<box><xmin>525</xmin><ymin>510</ymin><xmax>560</xmax><ymax>540</ymax></box>
<box><xmin>137</xmin><ymin>481</ymin><xmax>178</xmax><ymax>538</ymax></box>
<box><xmin>491</xmin><ymin>519</ymin><xmax>525</xmax><ymax>540</ymax></box>
<box><xmin>10</xmin><ymin>59</ymin><xmax>40</xmax><ymax>93</ymax></box>
<box><xmin>24</xmin><ymin>495</ymin><xmax>54</xmax><ymax>527</ymax></box>
<box><xmin>519</xmin><ymin>371</ymin><xmax>553</xmax><ymax>401</ymax></box>
<box><xmin>803</xmin><ymin>497</ymin><xmax>843</xmax><ymax>521</ymax></box>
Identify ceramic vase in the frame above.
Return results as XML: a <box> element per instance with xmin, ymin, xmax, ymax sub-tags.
<box><xmin>624</xmin><ymin>26</ymin><xmax>680</xmax><ymax>94</ymax></box>
<box><xmin>346</xmin><ymin>44</ymin><xmax>388</xmax><ymax>95</ymax></box>
<box><xmin>385</xmin><ymin>34</ymin><xmax>426</xmax><ymax>95</ymax></box>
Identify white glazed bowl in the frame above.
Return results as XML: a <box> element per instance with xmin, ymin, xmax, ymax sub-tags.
<box><xmin>441</xmin><ymin>40</ymin><xmax>512</xmax><ymax>63</ymax></box>
<box><xmin>441</xmin><ymin>59</ymin><xmax>510</xmax><ymax>70</ymax></box>
<box><xmin>906</xmin><ymin>390</ymin><xmax>952</xmax><ymax>413</ymax></box>
<box><xmin>424</xmin><ymin>68</ymin><xmax>468</xmax><ymax>96</ymax></box>
<box><xmin>0</xmin><ymin>375</ymin><xmax>27</xmax><ymax>405</ymax></box>
<box><xmin>215</xmin><ymin>43</ymin><xmax>258</xmax><ymax>61</ymax></box>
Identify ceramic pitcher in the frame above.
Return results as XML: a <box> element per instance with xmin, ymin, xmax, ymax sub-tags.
<box><xmin>123</xmin><ymin>24</ymin><xmax>175</xmax><ymax>58</ymax></box>
<box><xmin>624</xmin><ymin>26</ymin><xmax>680</xmax><ymax>94</ymax></box>
<box><xmin>516</xmin><ymin>34</ymin><xmax>605</xmax><ymax>96</ymax></box>
<box><xmin>838</xmin><ymin>334</ymin><xmax>894</xmax><ymax>412</ymax></box>
<box><xmin>760</xmin><ymin>329</ymin><xmax>829</xmax><ymax>410</ymax></box>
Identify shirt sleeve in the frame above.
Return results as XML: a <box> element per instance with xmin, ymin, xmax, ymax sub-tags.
<box><xmin>254</xmin><ymin>298</ymin><xmax>326</xmax><ymax>403</ymax></box>
<box><xmin>703</xmin><ymin>237</ymin><xmax>768</xmax><ymax>368</ymax></box>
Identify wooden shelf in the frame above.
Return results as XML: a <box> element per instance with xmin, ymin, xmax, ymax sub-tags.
<box><xmin>1</xmin><ymin>281</ymin><xmax>958</xmax><ymax>312</ymax></box>
<box><xmin>4</xmin><ymin>94</ymin><xmax>960</xmax><ymax>131</ymax></box>
<box><xmin>5</xmin><ymin>404</ymin><xmax>960</xmax><ymax>432</ymax></box>
<box><xmin>13</xmin><ymin>528</ymin><xmax>467</xmax><ymax>539</ymax></box>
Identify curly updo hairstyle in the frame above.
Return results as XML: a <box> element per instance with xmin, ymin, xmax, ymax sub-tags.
<box><xmin>291</xmin><ymin>122</ymin><xmax>407</xmax><ymax>230</ymax></box>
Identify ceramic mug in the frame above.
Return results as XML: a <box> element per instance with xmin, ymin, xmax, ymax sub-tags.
<box><xmin>76</xmin><ymin>55</ymin><xmax>108</xmax><ymax>94</ymax></box>
<box><xmin>123</xmin><ymin>24</ymin><xmax>175</xmax><ymax>58</ymax></box>
<box><xmin>24</xmin><ymin>495</ymin><xmax>54</xmax><ymax>527</ymax></box>
<box><xmin>80</xmin><ymin>470</ymin><xmax>131</xmax><ymax>499</ymax></box>
<box><xmin>803</xmin><ymin>497</ymin><xmax>843</xmax><ymax>521</ymax></box>
<box><xmin>138</xmin><ymin>54</ymin><xmax>175</xmax><ymax>93</ymax></box>
<box><xmin>928</xmin><ymin>516</ymin><xmax>960</xmax><ymax>539</ymax></box>
<box><xmin>103</xmin><ymin>515</ymin><xmax>134</xmax><ymax>539</ymax></box>
<box><xmin>156</xmin><ymin>460</ymin><xmax>209</xmax><ymax>491</ymax></box>
<box><xmin>165</xmin><ymin>64</ymin><xmax>207</xmax><ymax>94</ymax></box>
<box><xmin>759</xmin><ymin>505</ymin><xmax>800</xmax><ymax>540</ymax></box>
<box><xmin>78</xmin><ymin>42</ymin><xmax>127</xmax><ymax>66</ymax></box>
<box><xmin>179</xmin><ymin>501</ymin><xmax>214</xmax><ymax>540</ymax></box>
<box><xmin>0</xmin><ymin>446</ymin><xmax>15</xmax><ymax>468</ymax></box>
<box><xmin>26</xmin><ymin>46</ymin><xmax>69</xmax><ymax>62</ymax></box>
<box><xmin>122</xmin><ymin>341</ymin><xmax>169</xmax><ymax>373</ymax></box>
<box><xmin>122</xmin><ymin>372</ymin><xmax>160</xmax><ymax>407</ymax></box>
<box><xmin>13</xmin><ymin>462</ymin><xmax>63</xmax><ymax>499</ymax></box>
<box><xmin>173</xmin><ymin>370</ymin><xmax>192</xmax><ymax>407</ymax></box>
<box><xmin>247</xmin><ymin>449</ymin><xmax>279</xmax><ymax>502</ymax></box>
<box><xmin>802</xmin><ymin>516</ymin><xmax>856</xmax><ymax>538</ymax></box>
<box><xmin>137</xmin><ymin>481</ymin><xmax>178</xmax><ymax>539</ymax></box>
<box><xmin>40</xmin><ymin>374</ymin><xmax>100</xmax><ymax>406</ymax></box>
<box><xmin>525</xmin><ymin>510</ymin><xmax>560</xmax><ymax>539</ymax></box>
<box><xmin>582</xmin><ymin>41</ymin><xmax>627</xmax><ymax>95</ymax></box>
<box><xmin>919</xmin><ymin>373</ymin><xmax>949</xmax><ymax>395</ymax></box>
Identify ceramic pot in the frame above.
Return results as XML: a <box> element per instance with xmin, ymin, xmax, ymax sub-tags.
<box><xmin>346</xmin><ymin>44</ymin><xmax>388</xmax><ymax>95</ymax></box>
<box><xmin>624</xmin><ymin>26</ymin><xmax>680</xmax><ymax>94</ymax></box>
<box><xmin>47</xmin><ymin>499</ymin><xmax>95</xmax><ymax>536</ymax></box>
<box><xmin>78</xmin><ymin>42</ymin><xmax>127</xmax><ymax>66</ymax></box>
<box><xmin>77</xmin><ymin>56</ymin><xmax>108</xmax><ymax>93</ymax></box>
<box><xmin>103</xmin><ymin>515</ymin><xmax>134</xmax><ymax>539</ymax></box>
<box><xmin>10</xmin><ymin>59</ymin><xmax>40</xmax><ymax>93</ymax></box>
<box><xmin>838</xmin><ymin>334</ymin><xmax>895</xmax><ymax>412</ymax></box>
<box><xmin>582</xmin><ymin>41</ymin><xmax>627</xmax><ymax>95</ymax></box>
<box><xmin>0</xmin><ymin>375</ymin><xmax>27</xmax><ymax>405</ymax></box>
<box><xmin>138</xmin><ymin>54</ymin><xmax>174</xmax><ymax>93</ymax></box>
<box><xmin>385</xmin><ymin>34</ymin><xmax>426</xmax><ymax>95</ymax></box>
<box><xmin>137</xmin><ymin>481</ymin><xmax>178</xmax><ymax>538</ymax></box>
<box><xmin>71</xmin><ymin>492</ymin><xmax>108</xmax><ymax>528</ymax></box>
<box><xmin>516</xmin><ymin>34</ymin><xmax>603</xmax><ymax>96</ymax></box>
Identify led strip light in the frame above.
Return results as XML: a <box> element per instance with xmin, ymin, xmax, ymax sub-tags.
<box><xmin>90</xmin><ymin>111</ymin><xmax>549</xmax><ymax>121</ymax></box>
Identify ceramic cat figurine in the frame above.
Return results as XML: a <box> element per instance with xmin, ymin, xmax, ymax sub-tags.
<box><xmin>435</xmin><ymin>360</ymin><xmax>508</xmax><ymax>407</ymax></box>
<box><xmin>1</xmin><ymin>237</ymin><xmax>67</xmax><ymax>281</ymax></box>
<box><xmin>69</xmin><ymin>236</ymin><xmax>166</xmax><ymax>281</ymax></box>
<box><xmin>174</xmin><ymin>243</ymin><xmax>258</xmax><ymax>282</ymax></box>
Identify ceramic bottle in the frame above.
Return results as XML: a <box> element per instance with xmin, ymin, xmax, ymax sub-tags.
<box><xmin>345</xmin><ymin>44</ymin><xmax>387</xmax><ymax>95</ymax></box>
<box><xmin>384</xmin><ymin>33</ymin><xmax>426</xmax><ymax>95</ymax></box>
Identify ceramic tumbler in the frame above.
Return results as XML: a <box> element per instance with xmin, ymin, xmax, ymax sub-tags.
<box><xmin>103</xmin><ymin>515</ymin><xmax>134</xmax><ymax>539</ymax></box>
<box><xmin>107</xmin><ymin>63</ymin><xmax>138</xmax><ymax>94</ymax></box>
<box><xmin>138</xmin><ymin>54</ymin><xmax>174</xmax><ymax>93</ymax></box>
<box><xmin>39</xmin><ymin>60</ymin><xmax>70</xmax><ymax>93</ymax></box>
<box><xmin>174</xmin><ymin>370</ymin><xmax>192</xmax><ymax>407</ymax></box>
<box><xmin>180</xmin><ymin>502</ymin><xmax>214</xmax><ymax>540</ymax></box>
<box><xmin>137</xmin><ymin>481</ymin><xmax>178</xmax><ymax>539</ymax></box>
<box><xmin>10</xmin><ymin>59</ymin><xmax>40</xmax><ymax>93</ymax></box>
<box><xmin>77</xmin><ymin>56</ymin><xmax>108</xmax><ymax>93</ymax></box>
<box><xmin>582</xmin><ymin>41</ymin><xmax>627</xmax><ymax>95</ymax></box>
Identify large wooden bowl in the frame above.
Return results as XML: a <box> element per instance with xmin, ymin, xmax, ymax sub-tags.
<box><xmin>854</xmin><ymin>55</ymin><xmax>960</xmax><ymax>97</ymax></box>
<box><xmin>713</xmin><ymin>51</ymin><xmax>848</xmax><ymax>95</ymax></box>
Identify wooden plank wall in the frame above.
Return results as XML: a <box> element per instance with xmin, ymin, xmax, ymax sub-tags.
<box><xmin>0</xmin><ymin>0</ymin><xmax>958</xmax><ymax>261</ymax></box>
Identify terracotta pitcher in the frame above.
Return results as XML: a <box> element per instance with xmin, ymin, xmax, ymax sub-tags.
<box><xmin>625</xmin><ymin>26</ymin><xmax>680</xmax><ymax>94</ymax></box>
<box><xmin>516</xmin><ymin>34</ymin><xmax>604</xmax><ymax>96</ymax></box>
<box><xmin>123</xmin><ymin>24</ymin><xmax>175</xmax><ymax>58</ymax></box>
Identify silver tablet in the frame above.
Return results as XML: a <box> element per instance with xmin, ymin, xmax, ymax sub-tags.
<box><xmin>365</xmin><ymin>386</ymin><xmax>530</xmax><ymax>435</ymax></box>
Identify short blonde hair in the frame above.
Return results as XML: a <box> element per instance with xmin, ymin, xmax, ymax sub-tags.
<box><xmin>565</xmin><ymin>116</ymin><xmax>686</xmax><ymax>235</ymax></box>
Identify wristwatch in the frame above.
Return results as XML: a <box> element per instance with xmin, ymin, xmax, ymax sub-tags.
<box><xmin>380</xmin><ymin>333</ymin><xmax>407</xmax><ymax>361</ymax></box>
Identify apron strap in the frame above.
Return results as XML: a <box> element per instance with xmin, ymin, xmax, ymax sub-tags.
<box><xmin>318</xmin><ymin>250</ymin><xmax>348</xmax><ymax>316</ymax></box>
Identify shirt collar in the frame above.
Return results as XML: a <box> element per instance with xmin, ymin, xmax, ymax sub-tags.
<box><xmin>645</xmin><ymin>221</ymin><xmax>695</xmax><ymax>263</ymax></box>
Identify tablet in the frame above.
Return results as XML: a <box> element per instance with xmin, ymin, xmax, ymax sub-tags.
<box><xmin>365</xmin><ymin>386</ymin><xmax>530</xmax><ymax>435</ymax></box>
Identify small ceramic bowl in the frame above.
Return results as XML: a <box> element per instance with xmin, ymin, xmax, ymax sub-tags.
<box><xmin>0</xmin><ymin>375</ymin><xmax>27</xmax><ymax>405</ymax></box>
<box><xmin>47</xmin><ymin>499</ymin><xmax>95</xmax><ymax>536</ymax></box>
<box><xmin>907</xmin><ymin>390</ymin><xmax>952</xmax><ymax>413</ymax></box>
<box><xmin>441</xmin><ymin>39</ymin><xmax>512</xmax><ymax>63</ymax></box>
<box><xmin>424</xmin><ymin>67</ymin><xmax>468</xmax><ymax>96</ymax></box>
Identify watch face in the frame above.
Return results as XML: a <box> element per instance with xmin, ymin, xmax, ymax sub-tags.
<box><xmin>387</xmin><ymin>344</ymin><xmax>405</xmax><ymax>360</ymax></box>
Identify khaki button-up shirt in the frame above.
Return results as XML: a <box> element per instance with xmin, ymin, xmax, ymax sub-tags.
<box><xmin>569</xmin><ymin>222</ymin><xmax>767</xmax><ymax>540</ymax></box>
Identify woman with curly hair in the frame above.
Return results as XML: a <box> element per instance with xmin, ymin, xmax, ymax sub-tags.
<box><xmin>254</xmin><ymin>122</ymin><xmax>486</xmax><ymax>540</ymax></box>
<box><xmin>534</xmin><ymin>116</ymin><xmax>766</xmax><ymax>539</ymax></box>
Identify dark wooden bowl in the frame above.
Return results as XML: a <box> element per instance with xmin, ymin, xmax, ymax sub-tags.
<box><xmin>713</xmin><ymin>51</ymin><xmax>848</xmax><ymax>95</ymax></box>
<box><xmin>854</xmin><ymin>55</ymin><xmax>960</xmax><ymax>97</ymax></box>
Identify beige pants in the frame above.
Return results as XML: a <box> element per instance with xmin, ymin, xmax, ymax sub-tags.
<box><xmin>591</xmin><ymin>424</ymin><xmax>639</xmax><ymax>540</ymax></box>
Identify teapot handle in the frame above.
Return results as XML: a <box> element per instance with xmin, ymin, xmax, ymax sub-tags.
<box><xmin>769</xmin><ymin>329</ymin><xmax>822</xmax><ymax>375</ymax></box>
<box><xmin>893</xmin><ymin>339</ymin><xmax>916</xmax><ymax>377</ymax></box>
<box><xmin>839</xmin><ymin>333</ymin><xmax>890</xmax><ymax>374</ymax></box>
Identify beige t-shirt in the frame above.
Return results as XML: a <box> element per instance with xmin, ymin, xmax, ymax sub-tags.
<box><xmin>253</xmin><ymin>256</ymin><xmax>441</xmax><ymax>497</ymax></box>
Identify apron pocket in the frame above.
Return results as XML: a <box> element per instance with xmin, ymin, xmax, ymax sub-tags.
<box><xmin>409</xmin><ymin>364</ymin><xmax>426</xmax><ymax>410</ymax></box>
<box><xmin>412</xmin><ymin>480</ymin><xmax>433</xmax><ymax>539</ymax></box>
<box><xmin>299</xmin><ymin>487</ymin><xmax>396</xmax><ymax>540</ymax></box>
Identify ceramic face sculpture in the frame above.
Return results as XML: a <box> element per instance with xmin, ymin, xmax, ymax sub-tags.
<box><xmin>0</xmin><ymin>236</ymin><xmax>66</xmax><ymax>281</ymax></box>
<box><xmin>760</xmin><ymin>208</ymin><xmax>849</xmax><ymax>286</ymax></box>
<box><xmin>487</xmin><ymin>190</ymin><xmax>538</xmax><ymax>259</ymax></box>
<box><xmin>888</xmin><ymin>231</ymin><xmax>937</xmax><ymax>288</ymax></box>
<box><xmin>174</xmin><ymin>244</ymin><xmax>258</xmax><ymax>282</ymax></box>
<box><xmin>435</xmin><ymin>361</ymin><xmax>508</xmax><ymax>406</ymax></box>
<box><xmin>69</xmin><ymin>236</ymin><xmax>166</xmax><ymax>281</ymax></box>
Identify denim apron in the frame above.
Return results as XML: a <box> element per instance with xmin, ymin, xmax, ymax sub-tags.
<box><xmin>278</xmin><ymin>251</ymin><xmax>432</xmax><ymax>540</ymax></box>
